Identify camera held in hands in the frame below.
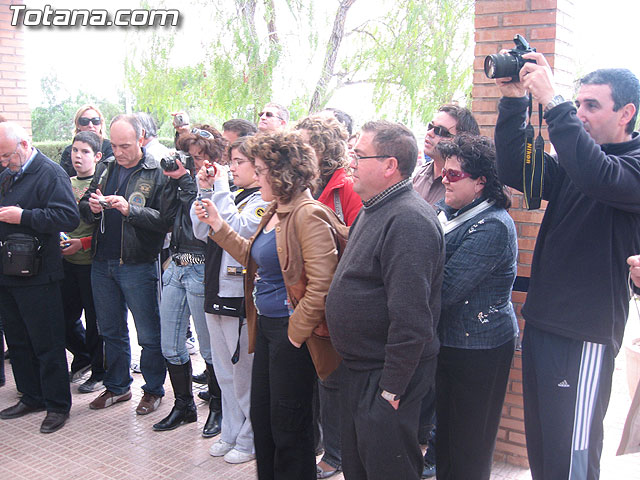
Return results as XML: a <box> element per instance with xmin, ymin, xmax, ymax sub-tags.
<box><xmin>161</xmin><ymin>150</ymin><xmax>193</xmax><ymax>173</ymax></box>
<box><xmin>98</xmin><ymin>197</ymin><xmax>111</xmax><ymax>209</ymax></box>
<box><xmin>484</xmin><ymin>34</ymin><xmax>536</xmax><ymax>81</ymax></box>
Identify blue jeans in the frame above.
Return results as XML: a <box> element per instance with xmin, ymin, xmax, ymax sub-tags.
<box><xmin>159</xmin><ymin>261</ymin><xmax>210</xmax><ymax>365</ymax></box>
<box><xmin>91</xmin><ymin>259</ymin><xmax>166</xmax><ymax>396</ymax></box>
<box><xmin>318</xmin><ymin>365</ymin><xmax>343</xmax><ymax>469</ymax></box>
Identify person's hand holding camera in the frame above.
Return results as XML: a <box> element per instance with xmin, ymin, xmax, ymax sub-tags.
<box><xmin>162</xmin><ymin>158</ymin><xmax>188</xmax><ymax>180</ymax></box>
<box><xmin>194</xmin><ymin>198</ymin><xmax>223</xmax><ymax>232</ymax></box>
<box><xmin>518</xmin><ymin>52</ymin><xmax>557</xmax><ymax>106</ymax></box>
<box><xmin>61</xmin><ymin>238</ymin><xmax>82</xmax><ymax>256</ymax></box>
<box><xmin>197</xmin><ymin>165</ymin><xmax>215</xmax><ymax>190</ymax></box>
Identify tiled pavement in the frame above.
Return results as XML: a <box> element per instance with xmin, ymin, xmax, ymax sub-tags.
<box><xmin>1</xmin><ymin>302</ymin><xmax>640</xmax><ymax>480</ymax></box>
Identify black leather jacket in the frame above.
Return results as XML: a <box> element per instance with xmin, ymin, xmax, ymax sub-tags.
<box><xmin>161</xmin><ymin>172</ymin><xmax>206</xmax><ymax>254</ymax></box>
<box><xmin>78</xmin><ymin>152</ymin><xmax>170</xmax><ymax>264</ymax></box>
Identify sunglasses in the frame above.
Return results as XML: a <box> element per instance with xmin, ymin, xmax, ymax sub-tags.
<box><xmin>427</xmin><ymin>122</ymin><xmax>453</xmax><ymax>138</ymax></box>
<box><xmin>78</xmin><ymin>117</ymin><xmax>101</xmax><ymax>126</ymax></box>
<box><xmin>191</xmin><ymin>128</ymin><xmax>213</xmax><ymax>139</ymax></box>
<box><xmin>258</xmin><ymin>111</ymin><xmax>282</xmax><ymax>121</ymax></box>
<box><xmin>442</xmin><ymin>168</ymin><xmax>471</xmax><ymax>182</ymax></box>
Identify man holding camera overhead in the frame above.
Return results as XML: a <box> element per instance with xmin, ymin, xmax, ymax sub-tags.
<box><xmin>79</xmin><ymin>114</ymin><xmax>169</xmax><ymax>416</ymax></box>
<box><xmin>494</xmin><ymin>47</ymin><xmax>640</xmax><ymax>479</ymax></box>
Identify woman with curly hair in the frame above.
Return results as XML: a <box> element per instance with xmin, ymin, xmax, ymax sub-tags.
<box><xmin>295</xmin><ymin>114</ymin><xmax>361</xmax><ymax>479</ymax></box>
<box><xmin>434</xmin><ymin>133</ymin><xmax>518</xmax><ymax>480</ymax></box>
<box><xmin>296</xmin><ymin>114</ymin><xmax>362</xmax><ymax>225</ymax></box>
<box><xmin>195</xmin><ymin>131</ymin><xmax>344</xmax><ymax>480</ymax></box>
<box><xmin>60</xmin><ymin>104</ymin><xmax>113</xmax><ymax>177</ymax></box>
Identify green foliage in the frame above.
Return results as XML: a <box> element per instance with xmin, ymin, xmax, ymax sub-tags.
<box><xmin>33</xmin><ymin>141</ymin><xmax>67</xmax><ymax>163</ymax></box>
<box><xmin>31</xmin><ymin>74</ymin><xmax>126</xmax><ymax>142</ymax></box>
<box><xmin>344</xmin><ymin>0</ymin><xmax>474</xmax><ymax>125</ymax></box>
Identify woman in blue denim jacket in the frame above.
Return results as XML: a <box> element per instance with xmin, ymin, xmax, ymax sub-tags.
<box><xmin>434</xmin><ymin>134</ymin><xmax>518</xmax><ymax>480</ymax></box>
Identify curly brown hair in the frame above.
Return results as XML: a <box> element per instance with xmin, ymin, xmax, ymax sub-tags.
<box><xmin>176</xmin><ymin>124</ymin><xmax>226</xmax><ymax>162</ymax></box>
<box><xmin>245</xmin><ymin>132</ymin><xmax>318</xmax><ymax>203</ymax></box>
<box><xmin>295</xmin><ymin>115</ymin><xmax>349</xmax><ymax>190</ymax></box>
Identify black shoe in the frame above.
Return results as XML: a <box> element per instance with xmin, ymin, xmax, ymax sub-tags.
<box><xmin>192</xmin><ymin>371</ymin><xmax>207</xmax><ymax>384</ymax></box>
<box><xmin>198</xmin><ymin>390</ymin><xmax>210</xmax><ymax>402</ymax></box>
<box><xmin>78</xmin><ymin>377</ymin><xmax>104</xmax><ymax>394</ymax></box>
<box><xmin>421</xmin><ymin>461</ymin><xmax>436</xmax><ymax>478</ymax></box>
<box><xmin>153</xmin><ymin>404</ymin><xmax>197</xmax><ymax>431</ymax></box>
<box><xmin>202</xmin><ymin>409</ymin><xmax>222</xmax><ymax>438</ymax></box>
<box><xmin>40</xmin><ymin>412</ymin><xmax>69</xmax><ymax>433</ymax></box>
<box><xmin>0</xmin><ymin>401</ymin><xmax>45</xmax><ymax>419</ymax></box>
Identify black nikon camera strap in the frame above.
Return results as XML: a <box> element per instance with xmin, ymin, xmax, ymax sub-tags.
<box><xmin>522</xmin><ymin>94</ymin><xmax>545</xmax><ymax>210</ymax></box>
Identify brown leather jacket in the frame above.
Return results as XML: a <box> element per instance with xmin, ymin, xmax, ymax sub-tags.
<box><xmin>210</xmin><ymin>189</ymin><xmax>346</xmax><ymax>379</ymax></box>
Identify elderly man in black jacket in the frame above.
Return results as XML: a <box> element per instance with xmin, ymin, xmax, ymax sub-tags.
<box><xmin>79</xmin><ymin>114</ymin><xmax>170</xmax><ymax>416</ymax></box>
<box><xmin>0</xmin><ymin>122</ymin><xmax>80</xmax><ymax>433</ymax></box>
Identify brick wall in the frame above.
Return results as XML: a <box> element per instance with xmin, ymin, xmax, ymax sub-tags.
<box><xmin>472</xmin><ymin>0</ymin><xmax>575</xmax><ymax>468</ymax></box>
<box><xmin>0</xmin><ymin>0</ymin><xmax>30</xmax><ymax>130</ymax></box>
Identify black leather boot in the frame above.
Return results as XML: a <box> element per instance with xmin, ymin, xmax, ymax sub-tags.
<box><xmin>153</xmin><ymin>361</ymin><xmax>197</xmax><ymax>431</ymax></box>
<box><xmin>202</xmin><ymin>362</ymin><xmax>222</xmax><ymax>438</ymax></box>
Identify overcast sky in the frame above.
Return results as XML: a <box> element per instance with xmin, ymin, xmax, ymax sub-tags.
<box><xmin>21</xmin><ymin>0</ymin><xmax>640</xmax><ymax>112</ymax></box>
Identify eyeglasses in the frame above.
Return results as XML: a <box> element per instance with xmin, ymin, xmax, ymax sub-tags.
<box><xmin>78</xmin><ymin>117</ymin><xmax>101</xmax><ymax>126</ymax></box>
<box><xmin>254</xmin><ymin>165</ymin><xmax>269</xmax><ymax>176</ymax></box>
<box><xmin>427</xmin><ymin>122</ymin><xmax>453</xmax><ymax>138</ymax></box>
<box><xmin>258</xmin><ymin>111</ymin><xmax>283</xmax><ymax>121</ymax></box>
<box><xmin>0</xmin><ymin>145</ymin><xmax>18</xmax><ymax>161</ymax></box>
<box><xmin>349</xmin><ymin>151</ymin><xmax>389</xmax><ymax>167</ymax></box>
<box><xmin>191</xmin><ymin>128</ymin><xmax>213</xmax><ymax>139</ymax></box>
<box><xmin>229</xmin><ymin>158</ymin><xmax>250</xmax><ymax>167</ymax></box>
<box><xmin>442</xmin><ymin>168</ymin><xmax>471</xmax><ymax>182</ymax></box>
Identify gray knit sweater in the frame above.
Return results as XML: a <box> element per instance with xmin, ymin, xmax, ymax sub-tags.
<box><xmin>325</xmin><ymin>181</ymin><xmax>444</xmax><ymax>395</ymax></box>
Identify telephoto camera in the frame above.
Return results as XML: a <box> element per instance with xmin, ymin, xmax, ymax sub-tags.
<box><xmin>484</xmin><ymin>34</ymin><xmax>536</xmax><ymax>81</ymax></box>
<box><xmin>161</xmin><ymin>150</ymin><xmax>194</xmax><ymax>173</ymax></box>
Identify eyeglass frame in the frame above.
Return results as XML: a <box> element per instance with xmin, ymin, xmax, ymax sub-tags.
<box><xmin>258</xmin><ymin>111</ymin><xmax>284</xmax><ymax>121</ymax></box>
<box><xmin>228</xmin><ymin>158</ymin><xmax>251</xmax><ymax>167</ymax></box>
<box><xmin>349</xmin><ymin>151</ymin><xmax>391</xmax><ymax>167</ymax></box>
<box><xmin>78</xmin><ymin>116</ymin><xmax>101</xmax><ymax>127</ymax></box>
<box><xmin>254</xmin><ymin>165</ymin><xmax>270</xmax><ymax>177</ymax></box>
<box><xmin>427</xmin><ymin>122</ymin><xmax>453</xmax><ymax>138</ymax></box>
<box><xmin>441</xmin><ymin>168</ymin><xmax>472</xmax><ymax>182</ymax></box>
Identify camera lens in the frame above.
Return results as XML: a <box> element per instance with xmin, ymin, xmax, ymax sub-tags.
<box><xmin>484</xmin><ymin>53</ymin><xmax>520</xmax><ymax>79</ymax></box>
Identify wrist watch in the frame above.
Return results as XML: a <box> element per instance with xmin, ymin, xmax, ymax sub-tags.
<box><xmin>381</xmin><ymin>390</ymin><xmax>399</xmax><ymax>402</ymax></box>
<box><xmin>544</xmin><ymin>95</ymin><xmax>565</xmax><ymax>115</ymax></box>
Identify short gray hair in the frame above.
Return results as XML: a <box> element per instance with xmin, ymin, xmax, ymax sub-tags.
<box><xmin>134</xmin><ymin>112</ymin><xmax>158</xmax><ymax>139</ymax></box>
<box><xmin>0</xmin><ymin>121</ymin><xmax>30</xmax><ymax>144</ymax></box>
<box><xmin>110</xmin><ymin>114</ymin><xmax>143</xmax><ymax>139</ymax></box>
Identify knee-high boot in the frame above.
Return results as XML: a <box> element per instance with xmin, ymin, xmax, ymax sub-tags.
<box><xmin>202</xmin><ymin>361</ymin><xmax>222</xmax><ymax>437</ymax></box>
<box><xmin>153</xmin><ymin>360</ymin><xmax>197</xmax><ymax>431</ymax></box>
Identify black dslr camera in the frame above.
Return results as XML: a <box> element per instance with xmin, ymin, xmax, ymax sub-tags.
<box><xmin>484</xmin><ymin>34</ymin><xmax>536</xmax><ymax>81</ymax></box>
<box><xmin>160</xmin><ymin>150</ymin><xmax>194</xmax><ymax>173</ymax></box>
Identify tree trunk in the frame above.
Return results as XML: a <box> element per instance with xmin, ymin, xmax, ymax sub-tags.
<box><xmin>308</xmin><ymin>0</ymin><xmax>357</xmax><ymax>113</ymax></box>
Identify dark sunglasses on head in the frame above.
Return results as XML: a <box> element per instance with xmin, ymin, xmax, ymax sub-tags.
<box><xmin>442</xmin><ymin>168</ymin><xmax>471</xmax><ymax>182</ymax></box>
<box><xmin>258</xmin><ymin>111</ymin><xmax>281</xmax><ymax>120</ymax></box>
<box><xmin>191</xmin><ymin>128</ymin><xmax>213</xmax><ymax>139</ymax></box>
<box><xmin>78</xmin><ymin>117</ymin><xmax>101</xmax><ymax>126</ymax></box>
<box><xmin>427</xmin><ymin>122</ymin><xmax>453</xmax><ymax>138</ymax></box>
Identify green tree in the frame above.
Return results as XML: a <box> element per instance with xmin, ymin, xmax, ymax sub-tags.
<box><xmin>125</xmin><ymin>0</ymin><xmax>474</xmax><ymax>129</ymax></box>
<box><xmin>31</xmin><ymin>74</ymin><xmax>126</xmax><ymax>142</ymax></box>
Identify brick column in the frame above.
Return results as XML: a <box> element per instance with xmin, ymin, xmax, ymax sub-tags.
<box><xmin>0</xmin><ymin>0</ymin><xmax>30</xmax><ymax>130</ymax></box>
<box><xmin>472</xmin><ymin>0</ymin><xmax>575</xmax><ymax>468</ymax></box>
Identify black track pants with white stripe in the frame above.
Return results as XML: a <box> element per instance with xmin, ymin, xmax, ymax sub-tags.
<box><xmin>522</xmin><ymin>323</ymin><xmax>614</xmax><ymax>480</ymax></box>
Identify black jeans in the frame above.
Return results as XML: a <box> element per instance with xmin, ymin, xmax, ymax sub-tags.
<box><xmin>0</xmin><ymin>282</ymin><xmax>71</xmax><ymax>413</ymax></box>
<box><xmin>62</xmin><ymin>260</ymin><xmax>104</xmax><ymax>378</ymax></box>
<box><xmin>340</xmin><ymin>358</ymin><xmax>435</xmax><ymax>480</ymax></box>
<box><xmin>250</xmin><ymin>315</ymin><xmax>317</xmax><ymax>480</ymax></box>
<box><xmin>435</xmin><ymin>339</ymin><xmax>515</xmax><ymax>480</ymax></box>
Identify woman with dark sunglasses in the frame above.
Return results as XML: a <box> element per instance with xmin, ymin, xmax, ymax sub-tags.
<box><xmin>59</xmin><ymin>104</ymin><xmax>113</xmax><ymax>177</ymax></box>
<box><xmin>434</xmin><ymin>133</ymin><xmax>518</xmax><ymax>480</ymax></box>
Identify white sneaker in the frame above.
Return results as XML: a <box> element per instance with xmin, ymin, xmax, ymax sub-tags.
<box><xmin>209</xmin><ymin>439</ymin><xmax>234</xmax><ymax>457</ymax></box>
<box><xmin>185</xmin><ymin>336</ymin><xmax>198</xmax><ymax>355</ymax></box>
<box><xmin>223</xmin><ymin>448</ymin><xmax>256</xmax><ymax>464</ymax></box>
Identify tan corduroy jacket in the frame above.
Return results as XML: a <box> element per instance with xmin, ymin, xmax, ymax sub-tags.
<box><xmin>210</xmin><ymin>189</ymin><xmax>347</xmax><ymax>380</ymax></box>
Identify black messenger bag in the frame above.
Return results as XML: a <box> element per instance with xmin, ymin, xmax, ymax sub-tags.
<box><xmin>1</xmin><ymin>233</ymin><xmax>42</xmax><ymax>277</ymax></box>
